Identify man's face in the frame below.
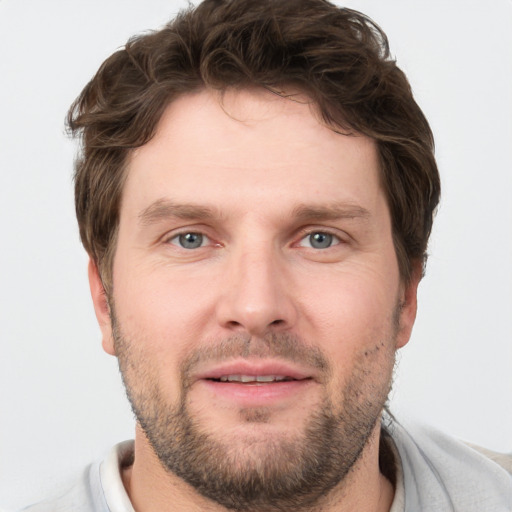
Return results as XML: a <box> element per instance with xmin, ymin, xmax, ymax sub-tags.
<box><xmin>91</xmin><ymin>88</ymin><xmax>418</xmax><ymax>510</ymax></box>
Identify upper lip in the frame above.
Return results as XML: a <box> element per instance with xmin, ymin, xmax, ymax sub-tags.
<box><xmin>193</xmin><ymin>359</ymin><xmax>314</xmax><ymax>382</ymax></box>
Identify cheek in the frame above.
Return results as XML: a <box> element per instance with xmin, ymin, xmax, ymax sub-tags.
<box><xmin>309</xmin><ymin>283</ymin><xmax>398</xmax><ymax>405</ymax></box>
<box><xmin>114</xmin><ymin>258</ymin><xmax>215</xmax><ymax>335</ymax></box>
<box><xmin>111</xmin><ymin>271</ymin><xmax>195</xmax><ymax>395</ymax></box>
<box><xmin>304</xmin><ymin>267</ymin><xmax>399</xmax><ymax>329</ymax></box>
<box><xmin>298</xmin><ymin>268</ymin><xmax>400</xmax><ymax>368</ymax></box>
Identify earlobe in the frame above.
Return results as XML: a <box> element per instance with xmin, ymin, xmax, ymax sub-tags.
<box><xmin>395</xmin><ymin>262</ymin><xmax>422</xmax><ymax>350</ymax></box>
<box><xmin>88</xmin><ymin>259</ymin><xmax>116</xmax><ymax>356</ymax></box>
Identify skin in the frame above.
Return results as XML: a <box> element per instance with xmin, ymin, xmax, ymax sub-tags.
<box><xmin>89</xmin><ymin>88</ymin><xmax>420</xmax><ymax>511</ymax></box>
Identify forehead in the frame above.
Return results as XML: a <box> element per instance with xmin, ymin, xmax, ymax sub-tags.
<box><xmin>123</xmin><ymin>88</ymin><xmax>383</xmax><ymax>217</ymax></box>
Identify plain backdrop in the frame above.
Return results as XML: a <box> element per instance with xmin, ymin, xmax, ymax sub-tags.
<box><xmin>1</xmin><ymin>0</ymin><xmax>511</xmax><ymax>509</ymax></box>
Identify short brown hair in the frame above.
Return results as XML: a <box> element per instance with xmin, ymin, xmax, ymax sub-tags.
<box><xmin>68</xmin><ymin>0</ymin><xmax>440</xmax><ymax>292</ymax></box>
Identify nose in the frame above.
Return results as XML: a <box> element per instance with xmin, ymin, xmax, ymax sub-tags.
<box><xmin>215</xmin><ymin>242</ymin><xmax>297</xmax><ymax>336</ymax></box>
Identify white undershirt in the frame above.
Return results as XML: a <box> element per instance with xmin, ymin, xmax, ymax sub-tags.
<box><xmin>99</xmin><ymin>441</ymin><xmax>135</xmax><ymax>512</ymax></box>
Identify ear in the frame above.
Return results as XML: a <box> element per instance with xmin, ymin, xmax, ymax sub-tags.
<box><xmin>395</xmin><ymin>261</ymin><xmax>422</xmax><ymax>350</ymax></box>
<box><xmin>88</xmin><ymin>259</ymin><xmax>116</xmax><ymax>356</ymax></box>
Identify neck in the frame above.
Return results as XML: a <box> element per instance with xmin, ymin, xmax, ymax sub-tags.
<box><xmin>122</xmin><ymin>422</ymin><xmax>395</xmax><ymax>512</ymax></box>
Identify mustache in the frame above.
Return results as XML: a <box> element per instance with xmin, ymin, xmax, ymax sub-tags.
<box><xmin>180</xmin><ymin>332</ymin><xmax>330</xmax><ymax>383</ymax></box>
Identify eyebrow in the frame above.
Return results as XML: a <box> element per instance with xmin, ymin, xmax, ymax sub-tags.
<box><xmin>138</xmin><ymin>199</ymin><xmax>219</xmax><ymax>226</ymax></box>
<box><xmin>138</xmin><ymin>199</ymin><xmax>371</xmax><ymax>226</ymax></box>
<box><xmin>291</xmin><ymin>203</ymin><xmax>371</xmax><ymax>222</ymax></box>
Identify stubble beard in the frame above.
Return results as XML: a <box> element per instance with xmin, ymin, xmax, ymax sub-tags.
<box><xmin>113</xmin><ymin>315</ymin><xmax>397</xmax><ymax>511</ymax></box>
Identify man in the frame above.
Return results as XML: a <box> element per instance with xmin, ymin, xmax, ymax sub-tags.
<box><xmin>21</xmin><ymin>0</ymin><xmax>512</xmax><ymax>510</ymax></box>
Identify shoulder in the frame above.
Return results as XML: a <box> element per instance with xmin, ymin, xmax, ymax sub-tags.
<box><xmin>18</xmin><ymin>463</ymin><xmax>107</xmax><ymax>512</ymax></box>
<box><xmin>18</xmin><ymin>441</ymin><xmax>134</xmax><ymax>512</ymax></box>
<box><xmin>384</xmin><ymin>414</ymin><xmax>512</xmax><ymax>512</ymax></box>
<box><xmin>467</xmin><ymin>443</ymin><xmax>512</xmax><ymax>475</ymax></box>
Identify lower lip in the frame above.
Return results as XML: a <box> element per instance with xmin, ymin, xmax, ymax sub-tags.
<box><xmin>197</xmin><ymin>379</ymin><xmax>313</xmax><ymax>406</ymax></box>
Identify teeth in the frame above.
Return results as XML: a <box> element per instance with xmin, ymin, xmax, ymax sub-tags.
<box><xmin>218</xmin><ymin>375</ymin><xmax>289</xmax><ymax>383</ymax></box>
<box><xmin>256</xmin><ymin>375</ymin><xmax>277</xmax><ymax>382</ymax></box>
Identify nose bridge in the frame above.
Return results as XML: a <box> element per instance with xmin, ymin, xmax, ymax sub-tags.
<box><xmin>217</xmin><ymin>237</ymin><xmax>295</xmax><ymax>334</ymax></box>
<box><xmin>238</xmin><ymin>241</ymin><xmax>276</xmax><ymax>299</ymax></box>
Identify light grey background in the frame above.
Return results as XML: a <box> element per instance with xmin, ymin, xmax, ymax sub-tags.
<box><xmin>1</xmin><ymin>0</ymin><xmax>511</xmax><ymax>509</ymax></box>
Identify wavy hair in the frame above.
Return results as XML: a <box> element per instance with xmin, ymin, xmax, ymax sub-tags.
<box><xmin>68</xmin><ymin>0</ymin><xmax>440</xmax><ymax>292</ymax></box>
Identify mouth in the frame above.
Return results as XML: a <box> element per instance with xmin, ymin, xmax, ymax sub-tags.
<box><xmin>193</xmin><ymin>360</ymin><xmax>315</xmax><ymax>405</ymax></box>
<box><xmin>210</xmin><ymin>374</ymin><xmax>304</xmax><ymax>384</ymax></box>
<box><xmin>195</xmin><ymin>359</ymin><xmax>313</xmax><ymax>383</ymax></box>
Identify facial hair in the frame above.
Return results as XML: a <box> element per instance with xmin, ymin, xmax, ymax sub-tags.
<box><xmin>112</xmin><ymin>313</ymin><xmax>397</xmax><ymax>512</ymax></box>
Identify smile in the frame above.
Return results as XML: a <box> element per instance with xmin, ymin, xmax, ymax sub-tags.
<box><xmin>192</xmin><ymin>359</ymin><xmax>317</xmax><ymax>405</ymax></box>
<box><xmin>216</xmin><ymin>375</ymin><xmax>295</xmax><ymax>383</ymax></box>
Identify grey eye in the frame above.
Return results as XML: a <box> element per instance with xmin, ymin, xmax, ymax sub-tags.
<box><xmin>177</xmin><ymin>232</ymin><xmax>204</xmax><ymax>249</ymax></box>
<box><xmin>309</xmin><ymin>232</ymin><xmax>333</xmax><ymax>249</ymax></box>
